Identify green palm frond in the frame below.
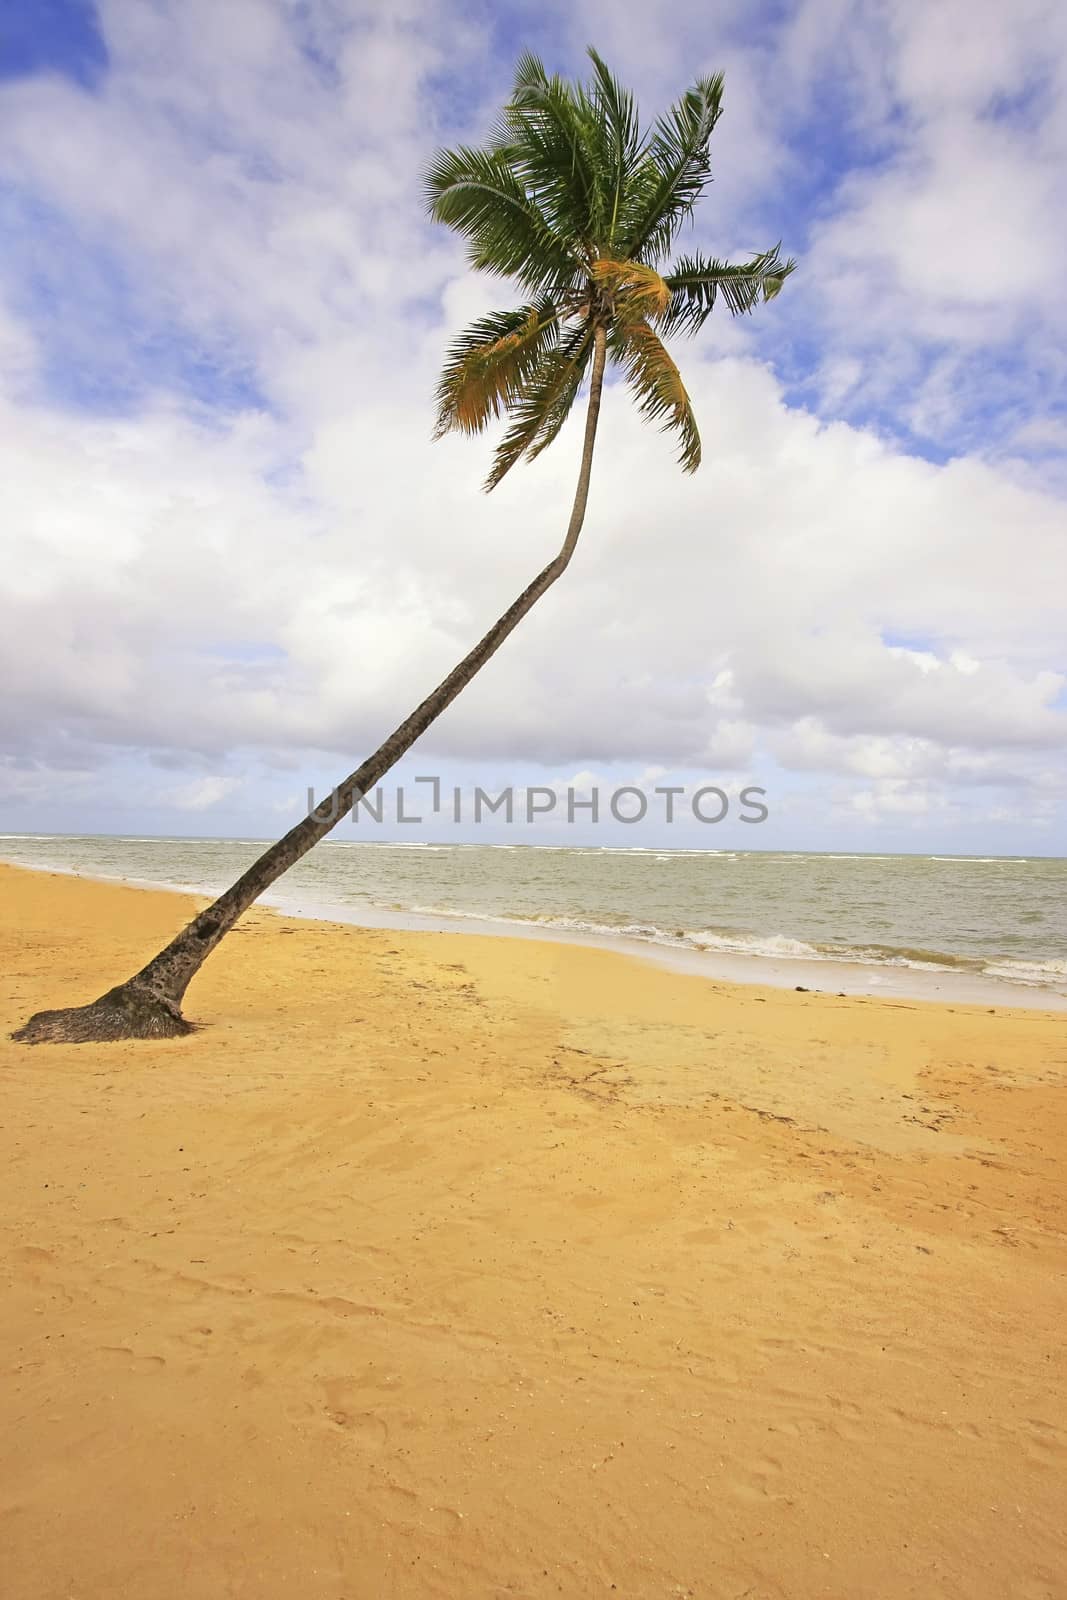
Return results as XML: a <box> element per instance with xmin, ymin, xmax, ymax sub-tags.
<box><xmin>498</xmin><ymin>53</ymin><xmax>608</xmax><ymax>251</ymax></box>
<box><xmin>585</xmin><ymin>48</ymin><xmax>644</xmax><ymax>248</ymax></box>
<box><xmin>486</xmin><ymin>324</ymin><xmax>595</xmax><ymax>490</ymax></box>
<box><xmin>611</xmin><ymin>319</ymin><xmax>701</xmax><ymax>473</ymax></box>
<box><xmin>424</xmin><ymin>145</ymin><xmax>578</xmax><ymax>294</ymax></box>
<box><xmin>434</xmin><ymin>300</ymin><xmax>562</xmax><ymax>437</ymax></box>
<box><xmin>619</xmin><ymin>73</ymin><xmax>724</xmax><ymax>262</ymax></box>
<box><xmin>510</xmin><ymin>48</ymin><xmax>550</xmax><ymax>97</ymax></box>
<box><xmin>524</xmin><ymin>324</ymin><xmax>597</xmax><ymax>463</ymax></box>
<box><xmin>661</xmin><ymin>246</ymin><xmax>796</xmax><ymax>334</ymax></box>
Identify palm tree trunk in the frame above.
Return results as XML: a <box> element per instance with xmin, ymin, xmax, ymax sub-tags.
<box><xmin>14</xmin><ymin>326</ymin><xmax>609</xmax><ymax>1043</ymax></box>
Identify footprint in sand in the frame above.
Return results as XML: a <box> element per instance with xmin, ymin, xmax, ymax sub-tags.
<box><xmin>324</xmin><ymin>1407</ymin><xmax>389</xmax><ymax>1445</ymax></box>
<box><xmin>15</xmin><ymin>1244</ymin><xmax>55</xmax><ymax>1263</ymax></box>
<box><xmin>319</xmin><ymin>1377</ymin><xmax>389</xmax><ymax>1447</ymax></box>
<box><xmin>1021</xmin><ymin>1417</ymin><xmax>1066</xmax><ymax>1467</ymax></box>
<box><xmin>14</xmin><ymin>1247</ymin><xmax>74</xmax><ymax>1308</ymax></box>
<box><xmin>375</xmin><ymin>1481</ymin><xmax>462</xmax><ymax>1534</ymax></box>
<box><xmin>729</xmin><ymin>1454</ymin><xmax>793</xmax><ymax>1505</ymax></box>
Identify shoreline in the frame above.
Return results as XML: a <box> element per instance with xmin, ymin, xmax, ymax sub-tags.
<box><xmin>3</xmin><ymin>862</ymin><xmax>1066</xmax><ymax>1599</ymax></box>
<box><xmin>5</xmin><ymin>853</ymin><xmax>1065</xmax><ymax>1012</ymax></box>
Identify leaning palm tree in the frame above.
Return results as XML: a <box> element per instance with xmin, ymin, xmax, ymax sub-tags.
<box><xmin>15</xmin><ymin>48</ymin><xmax>793</xmax><ymax>1043</ymax></box>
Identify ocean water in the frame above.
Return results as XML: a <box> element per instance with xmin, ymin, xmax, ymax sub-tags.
<box><xmin>2</xmin><ymin>832</ymin><xmax>1065</xmax><ymax>1002</ymax></box>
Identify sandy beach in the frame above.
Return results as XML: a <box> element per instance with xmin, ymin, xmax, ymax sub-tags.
<box><xmin>2</xmin><ymin>861</ymin><xmax>1065</xmax><ymax>1598</ymax></box>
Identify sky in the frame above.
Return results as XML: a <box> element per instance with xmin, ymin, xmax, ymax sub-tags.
<box><xmin>1</xmin><ymin>0</ymin><xmax>1065</xmax><ymax>854</ymax></box>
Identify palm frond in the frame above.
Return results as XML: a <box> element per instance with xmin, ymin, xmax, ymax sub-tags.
<box><xmin>434</xmin><ymin>301</ymin><xmax>562</xmax><ymax>437</ymax></box>
<box><xmin>585</xmin><ymin>48</ymin><xmax>644</xmax><ymax>248</ymax></box>
<box><xmin>591</xmin><ymin>256</ymin><xmax>672</xmax><ymax>321</ymax></box>
<box><xmin>525</xmin><ymin>324</ymin><xmax>597</xmax><ymax>463</ymax></box>
<box><xmin>611</xmin><ymin>319</ymin><xmax>701</xmax><ymax>472</ymax></box>
<box><xmin>424</xmin><ymin>145</ymin><xmax>578</xmax><ymax>294</ymax></box>
<box><xmin>662</xmin><ymin>246</ymin><xmax>796</xmax><ymax>334</ymax></box>
<box><xmin>511</xmin><ymin>49</ymin><xmax>550</xmax><ymax>98</ymax></box>
<box><xmin>486</xmin><ymin>323</ymin><xmax>595</xmax><ymax>489</ymax></box>
<box><xmin>498</xmin><ymin>59</ymin><xmax>608</xmax><ymax>252</ymax></box>
<box><xmin>619</xmin><ymin>73</ymin><xmax>724</xmax><ymax>262</ymax></box>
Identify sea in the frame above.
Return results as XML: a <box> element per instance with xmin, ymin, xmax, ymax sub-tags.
<box><xmin>3</xmin><ymin>832</ymin><xmax>1066</xmax><ymax>1008</ymax></box>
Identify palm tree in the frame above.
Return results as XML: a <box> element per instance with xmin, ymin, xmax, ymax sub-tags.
<box><xmin>15</xmin><ymin>48</ymin><xmax>793</xmax><ymax>1043</ymax></box>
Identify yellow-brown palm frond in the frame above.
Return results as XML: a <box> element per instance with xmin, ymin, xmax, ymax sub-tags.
<box><xmin>434</xmin><ymin>299</ymin><xmax>562</xmax><ymax>437</ymax></box>
<box><xmin>612</xmin><ymin>318</ymin><xmax>700</xmax><ymax>472</ymax></box>
<box><xmin>590</xmin><ymin>256</ymin><xmax>672</xmax><ymax>321</ymax></box>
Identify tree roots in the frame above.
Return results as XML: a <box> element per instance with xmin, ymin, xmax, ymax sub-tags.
<box><xmin>12</xmin><ymin>983</ymin><xmax>191</xmax><ymax>1044</ymax></box>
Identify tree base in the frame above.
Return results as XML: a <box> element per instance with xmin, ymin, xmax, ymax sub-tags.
<box><xmin>11</xmin><ymin>983</ymin><xmax>192</xmax><ymax>1045</ymax></box>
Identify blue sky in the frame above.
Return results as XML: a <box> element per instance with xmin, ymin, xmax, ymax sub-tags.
<box><xmin>1</xmin><ymin>0</ymin><xmax>1065</xmax><ymax>852</ymax></box>
<box><xmin>0</xmin><ymin>0</ymin><xmax>109</xmax><ymax>88</ymax></box>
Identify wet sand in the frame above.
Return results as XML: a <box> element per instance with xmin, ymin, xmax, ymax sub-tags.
<box><xmin>2</xmin><ymin>863</ymin><xmax>1065</xmax><ymax>1598</ymax></box>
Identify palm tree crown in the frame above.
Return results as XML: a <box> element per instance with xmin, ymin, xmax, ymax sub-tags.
<box><xmin>426</xmin><ymin>48</ymin><xmax>795</xmax><ymax>488</ymax></box>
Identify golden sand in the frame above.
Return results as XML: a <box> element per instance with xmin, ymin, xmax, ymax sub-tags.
<box><xmin>2</xmin><ymin>862</ymin><xmax>1065</xmax><ymax>1598</ymax></box>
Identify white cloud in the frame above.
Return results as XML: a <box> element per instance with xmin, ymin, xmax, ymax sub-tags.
<box><xmin>163</xmin><ymin>775</ymin><xmax>244</xmax><ymax>812</ymax></box>
<box><xmin>789</xmin><ymin>0</ymin><xmax>1067</xmax><ymax>453</ymax></box>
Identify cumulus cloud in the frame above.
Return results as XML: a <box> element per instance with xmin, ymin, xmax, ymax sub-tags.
<box><xmin>795</xmin><ymin>0</ymin><xmax>1067</xmax><ymax>456</ymax></box>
